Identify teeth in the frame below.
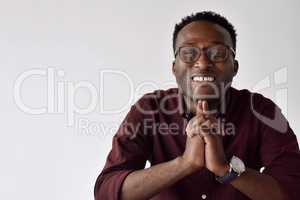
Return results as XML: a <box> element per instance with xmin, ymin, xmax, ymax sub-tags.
<box><xmin>192</xmin><ymin>76</ymin><xmax>215</xmax><ymax>82</ymax></box>
<box><xmin>193</xmin><ymin>76</ymin><xmax>203</xmax><ymax>81</ymax></box>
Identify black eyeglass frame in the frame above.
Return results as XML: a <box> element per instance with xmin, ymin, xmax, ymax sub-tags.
<box><xmin>174</xmin><ymin>44</ymin><xmax>236</xmax><ymax>63</ymax></box>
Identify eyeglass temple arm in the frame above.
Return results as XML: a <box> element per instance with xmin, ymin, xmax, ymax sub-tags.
<box><xmin>230</xmin><ymin>47</ymin><xmax>236</xmax><ymax>57</ymax></box>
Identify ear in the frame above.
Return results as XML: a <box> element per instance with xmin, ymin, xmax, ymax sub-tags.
<box><xmin>172</xmin><ymin>61</ymin><xmax>176</xmax><ymax>75</ymax></box>
<box><xmin>233</xmin><ymin>60</ymin><xmax>239</xmax><ymax>76</ymax></box>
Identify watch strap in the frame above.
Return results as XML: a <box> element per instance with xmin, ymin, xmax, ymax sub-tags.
<box><xmin>215</xmin><ymin>165</ymin><xmax>239</xmax><ymax>184</ymax></box>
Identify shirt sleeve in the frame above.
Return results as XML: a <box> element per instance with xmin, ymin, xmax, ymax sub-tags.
<box><xmin>259</xmin><ymin>101</ymin><xmax>300</xmax><ymax>200</ymax></box>
<box><xmin>94</xmin><ymin>102</ymin><xmax>154</xmax><ymax>200</ymax></box>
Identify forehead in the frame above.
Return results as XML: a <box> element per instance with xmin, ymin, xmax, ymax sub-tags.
<box><xmin>176</xmin><ymin>21</ymin><xmax>233</xmax><ymax>48</ymax></box>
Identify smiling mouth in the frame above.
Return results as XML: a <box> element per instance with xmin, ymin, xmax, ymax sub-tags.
<box><xmin>191</xmin><ymin>75</ymin><xmax>216</xmax><ymax>82</ymax></box>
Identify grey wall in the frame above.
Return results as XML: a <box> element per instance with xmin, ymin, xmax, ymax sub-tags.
<box><xmin>1</xmin><ymin>0</ymin><xmax>299</xmax><ymax>199</ymax></box>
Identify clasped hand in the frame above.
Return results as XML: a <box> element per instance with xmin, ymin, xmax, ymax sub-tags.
<box><xmin>182</xmin><ymin>100</ymin><xmax>229</xmax><ymax>177</ymax></box>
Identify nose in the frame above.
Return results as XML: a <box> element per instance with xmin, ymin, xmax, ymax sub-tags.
<box><xmin>194</xmin><ymin>51</ymin><xmax>213</xmax><ymax>70</ymax></box>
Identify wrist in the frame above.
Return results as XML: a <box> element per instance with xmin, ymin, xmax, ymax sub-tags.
<box><xmin>214</xmin><ymin>163</ymin><xmax>230</xmax><ymax>177</ymax></box>
<box><xmin>215</xmin><ymin>156</ymin><xmax>246</xmax><ymax>184</ymax></box>
<box><xmin>176</xmin><ymin>156</ymin><xmax>201</xmax><ymax>175</ymax></box>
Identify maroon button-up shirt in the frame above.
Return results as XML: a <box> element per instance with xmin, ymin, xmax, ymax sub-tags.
<box><xmin>94</xmin><ymin>87</ymin><xmax>300</xmax><ymax>200</ymax></box>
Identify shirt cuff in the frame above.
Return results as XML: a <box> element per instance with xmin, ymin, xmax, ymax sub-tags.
<box><xmin>95</xmin><ymin>169</ymin><xmax>135</xmax><ymax>200</ymax></box>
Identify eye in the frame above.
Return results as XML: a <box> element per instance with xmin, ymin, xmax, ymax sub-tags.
<box><xmin>208</xmin><ymin>46</ymin><xmax>227</xmax><ymax>61</ymax></box>
<box><xmin>180</xmin><ymin>47</ymin><xmax>199</xmax><ymax>62</ymax></box>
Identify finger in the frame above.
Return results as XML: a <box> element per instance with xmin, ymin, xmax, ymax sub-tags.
<box><xmin>202</xmin><ymin>100</ymin><xmax>211</xmax><ymax>117</ymax></box>
<box><xmin>192</xmin><ymin>115</ymin><xmax>206</xmax><ymax>126</ymax></box>
<box><xmin>203</xmin><ymin>132</ymin><xmax>223</xmax><ymax>146</ymax></box>
<box><xmin>204</xmin><ymin>116</ymin><xmax>223</xmax><ymax>135</ymax></box>
<box><xmin>199</xmin><ymin>119</ymin><xmax>218</xmax><ymax>136</ymax></box>
<box><xmin>186</xmin><ymin>122</ymin><xmax>198</xmax><ymax>138</ymax></box>
<box><xmin>200</xmin><ymin>120</ymin><xmax>218</xmax><ymax>141</ymax></box>
<box><xmin>186</xmin><ymin>130</ymin><xmax>193</xmax><ymax>137</ymax></box>
<box><xmin>196</xmin><ymin>100</ymin><xmax>204</xmax><ymax>116</ymax></box>
<box><xmin>186</xmin><ymin>117</ymin><xmax>205</xmax><ymax>137</ymax></box>
<box><xmin>199</xmin><ymin>119</ymin><xmax>211</xmax><ymax>136</ymax></box>
<box><xmin>187</xmin><ymin>131</ymin><xmax>197</xmax><ymax>138</ymax></box>
<box><xmin>186</xmin><ymin>119</ymin><xmax>196</xmax><ymax>137</ymax></box>
<box><xmin>202</xmin><ymin>133</ymin><xmax>216</xmax><ymax>145</ymax></box>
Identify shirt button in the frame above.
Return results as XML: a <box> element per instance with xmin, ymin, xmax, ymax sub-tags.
<box><xmin>201</xmin><ymin>194</ymin><xmax>207</xmax><ymax>199</ymax></box>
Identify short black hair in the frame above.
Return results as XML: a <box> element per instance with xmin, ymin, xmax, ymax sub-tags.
<box><xmin>172</xmin><ymin>11</ymin><xmax>237</xmax><ymax>53</ymax></box>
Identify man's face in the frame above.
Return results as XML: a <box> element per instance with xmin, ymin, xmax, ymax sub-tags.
<box><xmin>172</xmin><ymin>21</ymin><xmax>238</xmax><ymax>105</ymax></box>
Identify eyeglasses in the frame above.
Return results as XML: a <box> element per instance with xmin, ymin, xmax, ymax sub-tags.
<box><xmin>174</xmin><ymin>44</ymin><xmax>235</xmax><ymax>64</ymax></box>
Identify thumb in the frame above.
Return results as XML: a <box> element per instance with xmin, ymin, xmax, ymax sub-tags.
<box><xmin>202</xmin><ymin>100</ymin><xmax>209</xmax><ymax>115</ymax></box>
<box><xmin>196</xmin><ymin>100</ymin><xmax>203</xmax><ymax>116</ymax></box>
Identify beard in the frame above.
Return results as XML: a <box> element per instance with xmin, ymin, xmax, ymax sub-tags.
<box><xmin>177</xmin><ymin>76</ymin><xmax>233</xmax><ymax>114</ymax></box>
<box><xmin>178</xmin><ymin>78</ymin><xmax>221</xmax><ymax>102</ymax></box>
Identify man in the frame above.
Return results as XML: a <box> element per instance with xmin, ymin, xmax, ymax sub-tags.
<box><xmin>94</xmin><ymin>11</ymin><xmax>300</xmax><ymax>200</ymax></box>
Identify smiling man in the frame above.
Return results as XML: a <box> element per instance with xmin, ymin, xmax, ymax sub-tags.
<box><xmin>94</xmin><ymin>11</ymin><xmax>300</xmax><ymax>200</ymax></box>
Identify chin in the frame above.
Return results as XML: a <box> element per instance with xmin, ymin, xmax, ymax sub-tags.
<box><xmin>192</xmin><ymin>88</ymin><xmax>219</xmax><ymax>100</ymax></box>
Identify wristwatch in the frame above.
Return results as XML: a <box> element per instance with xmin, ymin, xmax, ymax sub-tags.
<box><xmin>215</xmin><ymin>155</ymin><xmax>246</xmax><ymax>184</ymax></box>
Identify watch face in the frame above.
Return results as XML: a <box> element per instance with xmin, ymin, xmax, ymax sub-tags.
<box><xmin>231</xmin><ymin>156</ymin><xmax>246</xmax><ymax>174</ymax></box>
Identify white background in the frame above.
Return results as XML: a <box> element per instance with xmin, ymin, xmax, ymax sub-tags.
<box><xmin>1</xmin><ymin>0</ymin><xmax>299</xmax><ymax>199</ymax></box>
